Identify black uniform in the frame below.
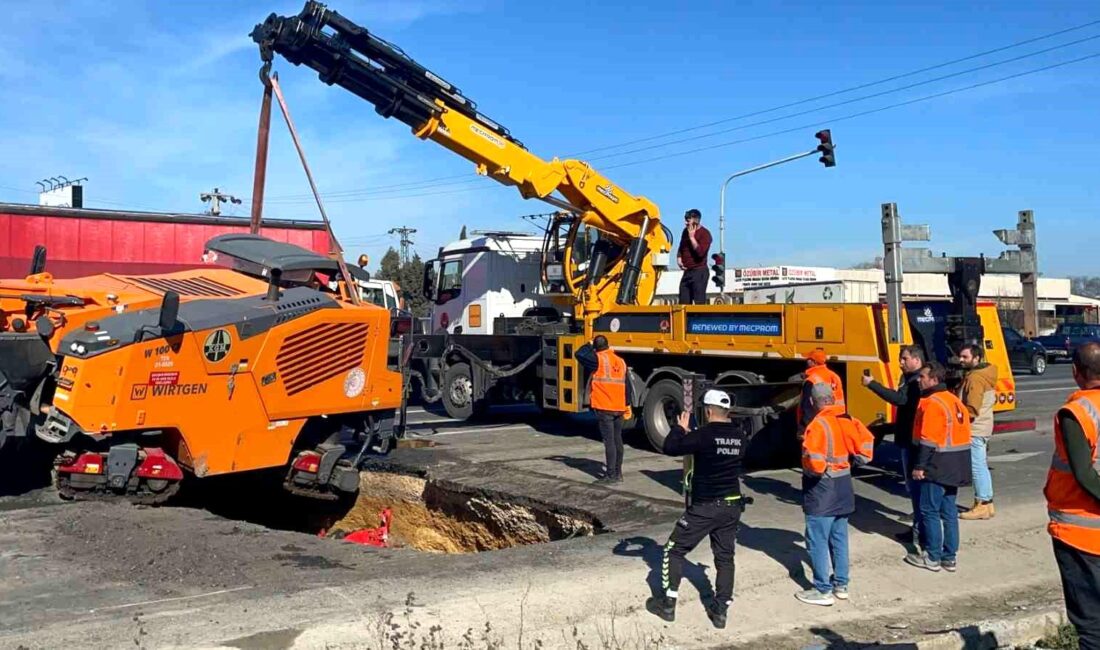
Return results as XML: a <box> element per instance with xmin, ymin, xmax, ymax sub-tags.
<box><xmin>660</xmin><ymin>420</ymin><xmax>748</xmax><ymax>609</ymax></box>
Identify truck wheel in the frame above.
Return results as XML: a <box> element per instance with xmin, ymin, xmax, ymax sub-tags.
<box><xmin>442</xmin><ymin>362</ymin><xmax>485</xmax><ymax>420</ymax></box>
<box><xmin>1030</xmin><ymin>353</ymin><xmax>1047</xmax><ymax>376</ymax></box>
<box><xmin>642</xmin><ymin>379</ymin><xmax>684</xmax><ymax>452</ymax></box>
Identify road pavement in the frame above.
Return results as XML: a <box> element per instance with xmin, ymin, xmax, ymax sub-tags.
<box><xmin>0</xmin><ymin>363</ymin><xmax>1079</xmax><ymax>648</ymax></box>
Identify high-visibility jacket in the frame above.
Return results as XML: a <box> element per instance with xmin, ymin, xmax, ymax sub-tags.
<box><xmin>1045</xmin><ymin>390</ymin><xmax>1100</xmax><ymax>555</ymax></box>
<box><xmin>806</xmin><ymin>364</ymin><xmax>846</xmax><ymax>407</ymax></box>
<box><xmin>801</xmin><ymin>404</ymin><xmax>870</xmax><ymax>516</ymax></box>
<box><xmin>914</xmin><ymin>389</ymin><xmax>972</xmax><ymax>486</ymax></box>
<box><xmin>590</xmin><ymin>349</ymin><xmax>627</xmax><ymax>412</ymax></box>
<box><xmin>802</xmin><ymin>405</ymin><xmax>858</xmax><ymax>478</ymax></box>
<box><xmin>798</xmin><ymin>364</ymin><xmax>847</xmax><ymax>428</ymax></box>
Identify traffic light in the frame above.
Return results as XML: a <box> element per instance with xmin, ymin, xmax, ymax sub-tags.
<box><xmin>815</xmin><ymin>129</ymin><xmax>836</xmax><ymax>168</ymax></box>
<box><xmin>711</xmin><ymin>252</ymin><xmax>726</xmax><ymax>290</ymax></box>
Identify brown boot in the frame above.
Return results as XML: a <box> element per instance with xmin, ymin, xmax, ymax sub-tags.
<box><xmin>960</xmin><ymin>501</ymin><xmax>993</xmax><ymax>520</ymax></box>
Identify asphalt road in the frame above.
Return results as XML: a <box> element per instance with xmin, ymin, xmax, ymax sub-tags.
<box><xmin>0</xmin><ymin>362</ymin><xmax>1079</xmax><ymax>648</ymax></box>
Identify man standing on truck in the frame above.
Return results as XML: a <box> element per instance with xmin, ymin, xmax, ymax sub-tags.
<box><xmin>862</xmin><ymin>345</ymin><xmax>925</xmax><ymax>548</ymax></box>
<box><xmin>957</xmin><ymin>343</ymin><xmax>998</xmax><ymax>521</ymax></box>
<box><xmin>799</xmin><ymin>349</ymin><xmax>846</xmax><ymax>433</ymax></box>
<box><xmin>677</xmin><ymin>209</ymin><xmax>712</xmax><ymax>305</ymax></box>
<box><xmin>575</xmin><ymin>336</ymin><xmax>632</xmax><ymax>484</ymax></box>
<box><xmin>1045</xmin><ymin>342</ymin><xmax>1100</xmax><ymax>649</ymax></box>
<box><xmin>796</xmin><ymin>383</ymin><xmax>875</xmax><ymax>606</ymax></box>
<box><xmin>645</xmin><ymin>389</ymin><xmax>746</xmax><ymax>629</ymax></box>
<box><xmin>907</xmin><ymin>361</ymin><xmax>972</xmax><ymax>573</ymax></box>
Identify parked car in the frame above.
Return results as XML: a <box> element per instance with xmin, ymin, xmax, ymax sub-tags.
<box><xmin>1002</xmin><ymin>327</ymin><xmax>1047</xmax><ymax>375</ymax></box>
<box><xmin>1033</xmin><ymin>323</ymin><xmax>1100</xmax><ymax>362</ymax></box>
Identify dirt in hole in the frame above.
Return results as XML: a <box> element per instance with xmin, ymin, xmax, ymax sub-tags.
<box><xmin>328</xmin><ymin>471</ymin><xmax>602</xmax><ymax>553</ymax></box>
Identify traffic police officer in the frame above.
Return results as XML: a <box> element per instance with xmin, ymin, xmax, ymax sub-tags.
<box><xmin>1046</xmin><ymin>342</ymin><xmax>1100</xmax><ymax>648</ymax></box>
<box><xmin>645</xmin><ymin>389</ymin><xmax>747</xmax><ymax>629</ymax></box>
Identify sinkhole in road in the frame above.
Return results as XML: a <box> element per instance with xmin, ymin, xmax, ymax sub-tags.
<box><xmin>325</xmin><ymin>470</ymin><xmax>605</xmax><ymax>554</ymax></box>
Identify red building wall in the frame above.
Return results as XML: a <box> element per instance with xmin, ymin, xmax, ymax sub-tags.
<box><xmin>0</xmin><ymin>205</ymin><xmax>330</xmax><ymax>278</ymax></box>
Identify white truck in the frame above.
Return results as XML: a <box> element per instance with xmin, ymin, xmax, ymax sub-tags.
<box><xmin>422</xmin><ymin>231</ymin><xmax>555</xmax><ymax>336</ymax></box>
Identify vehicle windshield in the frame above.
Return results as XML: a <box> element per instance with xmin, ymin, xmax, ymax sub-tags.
<box><xmin>361</xmin><ymin>286</ymin><xmax>387</xmax><ymax>308</ymax></box>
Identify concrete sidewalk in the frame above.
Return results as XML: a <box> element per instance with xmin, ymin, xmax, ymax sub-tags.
<box><xmin>278</xmin><ymin>485</ymin><xmax>1061</xmax><ymax>649</ymax></box>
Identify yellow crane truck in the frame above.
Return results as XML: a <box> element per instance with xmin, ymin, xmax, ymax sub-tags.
<box><xmin>253</xmin><ymin>2</ymin><xmax>1020</xmax><ymax>464</ymax></box>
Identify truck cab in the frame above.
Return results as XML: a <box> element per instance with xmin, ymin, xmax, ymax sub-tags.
<box><xmin>421</xmin><ymin>232</ymin><xmax>555</xmax><ymax>335</ymax></box>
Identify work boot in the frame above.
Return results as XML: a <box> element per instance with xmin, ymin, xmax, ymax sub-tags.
<box><xmin>594</xmin><ymin>475</ymin><xmax>618</xmax><ymax>486</ymax></box>
<box><xmin>705</xmin><ymin>600</ymin><xmax>729</xmax><ymax>629</ymax></box>
<box><xmin>960</xmin><ymin>501</ymin><xmax>994</xmax><ymax>520</ymax></box>
<box><xmin>645</xmin><ymin>596</ymin><xmax>676</xmax><ymax>622</ymax></box>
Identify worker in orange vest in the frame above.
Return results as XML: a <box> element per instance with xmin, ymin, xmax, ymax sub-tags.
<box><xmin>1046</xmin><ymin>342</ymin><xmax>1100</xmax><ymax>648</ymax></box>
<box><xmin>799</xmin><ymin>348</ymin><xmax>846</xmax><ymax>433</ymax></box>
<box><xmin>906</xmin><ymin>361</ymin><xmax>971</xmax><ymax>573</ymax></box>
<box><xmin>576</xmin><ymin>335</ymin><xmax>633</xmax><ymax>484</ymax></box>
<box><xmin>795</xmin><ymin>382</ymin><xmax>875</xmax><ymax>607</ymax></box>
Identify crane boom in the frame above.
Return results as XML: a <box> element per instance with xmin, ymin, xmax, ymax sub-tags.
<box><xmin>251</xmin><ymin>2</ymin><xmax>672</xmax><ymax>328</ymax></box>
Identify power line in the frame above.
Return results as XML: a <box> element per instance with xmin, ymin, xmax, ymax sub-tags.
<box><xmin>227</xmin><ymin>18</ymin><xmax>1100</xmax><ymax>204</ymax></box>
<box><xmin>599</xmin><ymin>51</ymin><xmax>1100</xmax><ymax>171</ymax></box>
<box><xmin>568</xmin><ymin>18</ymin><xmax>1100</xmax><ymax>157</ymax></box>
<box><xmin>586</xmin><ymin>32</ymin><xmax>1100</xmax><ymax>163</ymax></box>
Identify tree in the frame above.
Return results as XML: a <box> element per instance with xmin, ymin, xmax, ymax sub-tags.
<box><xmin>1071</xmin><ymin>276</ymin><xmax>1100</xmax><ymax>299</ymax></box>
<box><xmin>376</xmin><ymin>246</ymin><xmax>430</xmax><ymax>317</ymax></box>
<box><xmin>377</xmin><ymin>248</ymin><xmax>401</xmax><ymax>282</ymax></box>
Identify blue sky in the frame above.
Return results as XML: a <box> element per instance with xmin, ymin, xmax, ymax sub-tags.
<box><xmin>0</xmin><ymin>0</ymin><xmax>1097</xmax><ymax>276</ymax></box>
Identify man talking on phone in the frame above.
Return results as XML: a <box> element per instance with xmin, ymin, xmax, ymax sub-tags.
<box><xmin>646</xmin><ymin>389</ymin><xmax>747</xmax><ymax>629</ymax></box>
<box><xmin>677</xmin><ymin>209</ymin><xmax>712</xmax><ymax>305</ymax></box>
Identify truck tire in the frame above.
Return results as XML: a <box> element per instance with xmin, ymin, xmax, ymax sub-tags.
<box><xmin>642</xmin><ymin>379</ymin><xmax>684</xmax><ymax>452</ymax></box>
<box><xmin>1030</xmin><ymin>353</ymin><xmax>1047</xmax><ymax>376</ymax></box>
<box><xmin>441</xmin><ymin>362</ymin><xmax>487</xmax><ymax>420</ymax></box>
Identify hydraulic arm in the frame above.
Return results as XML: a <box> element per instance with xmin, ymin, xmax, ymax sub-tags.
<box><xmin>251</xmin><ymin>2</ymin><xmax>672</xmax><ymax>329</ymax></box>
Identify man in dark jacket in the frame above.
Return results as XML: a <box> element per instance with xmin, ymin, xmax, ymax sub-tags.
<box><xmin>645</xmin><ymin>389</ymin><xmax>746</xmax><ymax>630</ymax></box>
<box><xmin>906</xmin><ymin>361</ymin><xmax>972</xmax><ymax>572</ymax></box>
<box><xmin>862</xmin><ymin>344</ymin><xmax>925</xmax><ymax>546</ymax></box>
<box><xmin>677</xmin><ymin>209</ymin><xmax>712</xmax><ymax>305</ymax></box>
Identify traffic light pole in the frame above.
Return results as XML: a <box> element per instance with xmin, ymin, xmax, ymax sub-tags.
<box><xmin>717</xmin><ymin>147</ymin><xmax>822</xmax><ymax>297</ymax></box>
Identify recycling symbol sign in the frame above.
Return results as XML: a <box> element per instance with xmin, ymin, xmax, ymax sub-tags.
<box><xmin>822</xmin><ymin>286</ymin><xmax>835</xmax><ymax>300</ymax></box>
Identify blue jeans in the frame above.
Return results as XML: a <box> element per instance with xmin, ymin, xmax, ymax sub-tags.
<box><xmin>919</xmin><ymin>482</ymin><xmax>959</xmax><ymax>563</ymax></box>
<box><xmin>971</xmin><ymin>437</ymin><xmax>993</xmax><ymax>502</ymax></box>
<box><xmin>805</xmin><ymin>515</ymin><xmax>849</xmax><ymax>594</ymax></box>
<box><xmin>900</xmin><ymin>446</ymin><xmax>922</xmax><ymax>544</ymax></box>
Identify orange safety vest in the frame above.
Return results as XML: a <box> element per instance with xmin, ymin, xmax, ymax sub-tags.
<box><xmin>914</xmin><ymin>391</ymin><xmax>972</xmax><ymax>454</ymax></box>
<box><xmin>802</xmin><ymin>405</ymin><xmax>870</xmax><ymax>477</ymax></box>
<box><xmin>805</xmin><ymin>365</ymin><xmax>846</xmax><ymax>407</ymax></box>
<box><xmin>590</xmin><ymin>349</ymin><xmax>627</xmax><ymax>412</ymax></box>
<box><xmin>1045</xmin><ymin>389</ymin><xmax>1100</xmax><ymax>555</ymax></box>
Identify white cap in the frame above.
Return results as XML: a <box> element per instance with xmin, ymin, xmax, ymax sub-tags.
<box><xmin>702</xmin><ymin>389</ymin><xmax>731</xmax><ymax>408</ymax></box>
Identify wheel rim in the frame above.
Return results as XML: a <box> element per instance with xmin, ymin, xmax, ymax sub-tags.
<box><xmin>450</xmin><ymin>375</ymin><xmax>472</xmax><ymax>407</ymax></box>
<box><xmin>654</xmin><ymin>395</ymin><xmax>679</xmax><ymax>437</ymax></box>
<box><xmin>1036</xmin><ymin>357</ymin><xmax>1046</xmax><ymax>373</ymax></box>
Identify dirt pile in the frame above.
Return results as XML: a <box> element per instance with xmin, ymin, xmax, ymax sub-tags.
<box><xmin>329</xmin><ymin>471</ymin><xmax>600</xmax><ymax>553</ymax></box>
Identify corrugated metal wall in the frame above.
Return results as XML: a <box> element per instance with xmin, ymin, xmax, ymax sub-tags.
<box><xmin>0</xmin><ymin>210</ymin><xmax>330</xmax><ymax>278</ymax></box>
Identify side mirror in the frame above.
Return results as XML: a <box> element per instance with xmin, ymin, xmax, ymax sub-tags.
<box><xmin>29</xmin><ymin>245</ymin><xmax>47</xmax><ymax>275</ymax></box>
<box><xmin>159</xmin><ymin>291</ymin><xmax>180</xmax><ymax>331</ymax></box>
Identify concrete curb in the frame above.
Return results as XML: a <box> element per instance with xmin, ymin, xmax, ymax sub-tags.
<box><xmin>901</xmin><ymin>607</ymin><xmax>1066</xmax><ymax>649</ymax></box>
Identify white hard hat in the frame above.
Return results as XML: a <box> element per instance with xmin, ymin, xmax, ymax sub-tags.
<box><xmin>702</xmin><ymin>389</ymin><xmax>731</xmax><ymax>408</ymax></box>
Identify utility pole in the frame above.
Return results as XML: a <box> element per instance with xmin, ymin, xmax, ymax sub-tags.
<box><xmin>200</xmin><ymin>187</ymin><xmax>242</xmax><ymax>217</ymax></box>
<box><xmin>388</xmin><ymin>226</ymin><xmax>418</xmax><ymax>265</ymax></box>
